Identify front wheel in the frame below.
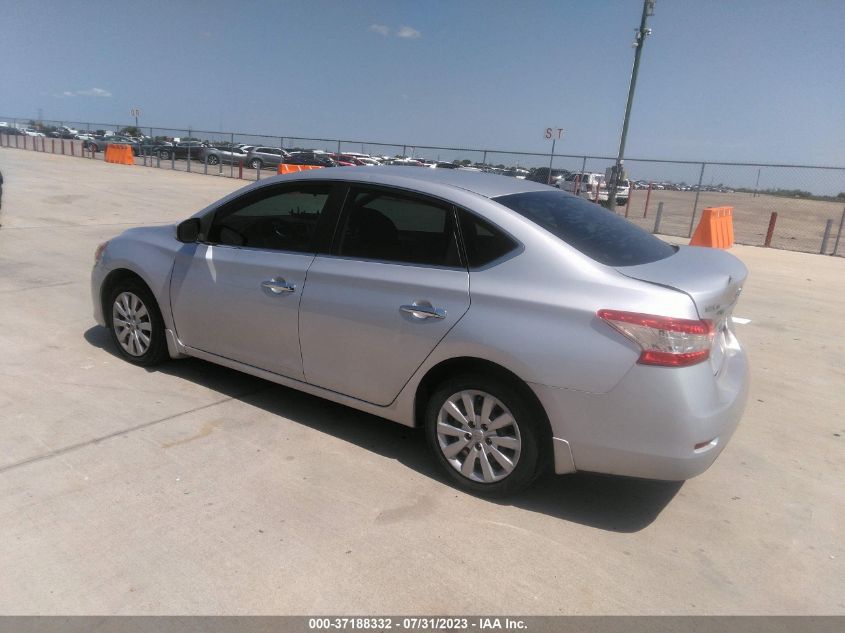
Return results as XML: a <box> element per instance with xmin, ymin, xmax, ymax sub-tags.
<box><xmin>425</xmin><ymin>374</ymin><xmax>547</xmax><ymax>496</ymax></box>
<box><xmin>159</xmin><ymin>150</ymin><xmax>171</xmax><ymax>160</ymax></box>
<box><xmin>249</xmin><ymin>158</ymin><xmax>262</xmax><ymax>169</ymax></box>
<box><xmin>206</xmin><ymin>154</ymin><xmax>220</xmax><ymax>165</ymax></box>
<box><xmin>107</xmin><ymin>282</ymin><xmax>169</xmax><ymax>366</ymax></box>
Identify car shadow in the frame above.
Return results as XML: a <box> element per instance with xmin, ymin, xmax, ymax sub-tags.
<box><xmin>84</xmin><ymin>326</ymin><xmax>682</xmax><ymax>532</ymax></box>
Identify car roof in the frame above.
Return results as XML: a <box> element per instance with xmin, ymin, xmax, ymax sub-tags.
<box><xmin>263</xmin><ymin>166</ymin><xmax>550</xmax><ymax>199</ymax></box>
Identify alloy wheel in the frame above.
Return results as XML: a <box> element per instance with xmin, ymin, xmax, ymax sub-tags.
<box><xmin>436</xmin><ymin>390</ymin><xmax>522</xmax><ymax>483</ymax></box>
<box><xmin>112</xmin><ymin>291</ymin><xmax>152</xmax><ymax>357</ymax></box>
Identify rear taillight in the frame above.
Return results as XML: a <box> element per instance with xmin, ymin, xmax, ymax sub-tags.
<box><xmin>597</xmin><ymin>309</ymin><xmax>715</xmax><ymax>367</ymax></box>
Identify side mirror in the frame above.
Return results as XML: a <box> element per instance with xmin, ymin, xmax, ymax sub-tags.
<box><xmin>176</xmin><ymin>218</ymin><xmax>201</xmax><ymax>243</ymax></box>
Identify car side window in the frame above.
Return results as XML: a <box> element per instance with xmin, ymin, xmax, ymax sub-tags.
<box><xmin>208</xmin><ymin>185</ymin><xmax>332</xmax><ymax>253</ymax></box>
<box><xmin>458</xmin><ymin>210</ymin><xmax>518</xmax><ymax>268</ymax></box>
<box><xmin>336</xmin><ymin>188</ymin><xmax>461</xmax><ymax>267</ymax></box>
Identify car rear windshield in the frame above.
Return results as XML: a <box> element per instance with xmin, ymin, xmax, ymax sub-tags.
<box><xmin>493</xmin><ymin>189</ymin><xmax>675</xmax><ymax>266</ymax></box>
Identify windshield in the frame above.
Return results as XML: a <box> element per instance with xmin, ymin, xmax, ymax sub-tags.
<box><xmin>493</xmin><ymin>189</ymin><xmax>675</xmax><ymax>266</ymax></box>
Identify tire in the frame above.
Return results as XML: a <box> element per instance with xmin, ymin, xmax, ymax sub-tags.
<box><xmin>249</xmin><ymin>158</ymin><xmax>262</xmax><ymax>169</ymax></box>
<box><xmin>206</xmin><ymin>154</ymin><xmax>219</xmax><ymax>165</ymax></box>
<box><xmin>160</xmin><ymin>150</ymin><xmax>171</xmax><ymax>160</ymax></box>
<box><xmin>106</xmin><ymin>280</ymin><xmax>169</xmax><ymax>367</ymax></box>
<box><xmin>425</xmin><ymin>373</ymin><xmax>548</xmax><ymax>497</ymax></box>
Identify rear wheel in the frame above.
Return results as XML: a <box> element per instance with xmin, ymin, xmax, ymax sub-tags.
<box><xmin>249</xmin><ymin>158</ymin><xmax>262</xmax><ymax>169</ymax></box>
<box><xmin>107</xmin><ymin>281</ymin><xmax>169</xmax><ymax>366</ymax></box>
<box><xmin>425</xmin><ymin>374</ymin><xmax>547</xmax><ymax>496</ymax></box>
<box><xmin>206</xmin><ymin>154</ymin><xmax>220</xmax><ymax>165</ymax></box>
<box><xmin>159</xmin><ymin>150</ymin><xmax>171</xmax><ymax>160</ymax></box>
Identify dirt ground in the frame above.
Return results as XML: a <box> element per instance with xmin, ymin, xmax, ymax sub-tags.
<box><xmin>619</xmin><ymin>188</ymin><xmax>843</xmax><ymax>255</ymax></box>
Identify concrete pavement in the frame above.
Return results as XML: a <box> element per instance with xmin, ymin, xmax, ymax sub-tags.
<box><xmin>0</xmin><ymin>147</ymin><xmax>842</xmax><ymax>614</ymax></box>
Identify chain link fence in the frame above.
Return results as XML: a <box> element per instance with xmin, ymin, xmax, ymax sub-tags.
<box><xmin>2</xmin><ymin>116</ymin><xmax>844</xmax><ymax>256</ymax></box>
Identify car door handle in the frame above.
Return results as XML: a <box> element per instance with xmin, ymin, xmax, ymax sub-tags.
<box><xmin>261</xmin><ymin>279</ymin><xmax>296</xmax><ymax>294</ymax></box>
<box><xmin>400</xmin><ymin>304</ymin><xmax>446</xmax><ymax>320</ymax></box>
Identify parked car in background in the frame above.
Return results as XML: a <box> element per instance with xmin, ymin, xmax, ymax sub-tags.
<box><xmin>559</xmin><ymin>172</ymin><xmax>630</xmax><ymax>206</ymax></box>
<box><xmin>285</xmin><ymin>151</ymin><xmax>338</xmax><ymax>167</ymax></box>
<box><xmin>154</xmin><ymin>141</ymin><xmax>208</xmax><ymax>160</ymax></box>
<box><xmin>91</xmin><ymin>167</ymin><xmax>748</xmax><ymax>496</ymax></box>
<box><xmin>202</xmin><ymin>144</ymin><xmax>249</xmax><ymax>166</ymax></box>
<box><xmin>526</xmin><ymin>167</ymin><xmax>570</xmax><ymax>185</ymax></box>
<box><xmin>23</xmin><ymin>128</ymin><xmax>45</xmax><ymax>137</ymax></box>
<box><xmin>86</xmin><ymin>136</ymin><xmax>140</xmax><ymax>155</ymax></box>
<box><xmin>328</xmin><ymin>153</ymin><xmax>376</xmax><ymax>166</ymax></box>
<box><xmin>385</xmin><ymin>157</ymin><xmax>425</xmax><ymax>166</ymax></box>
<box><xmin>245</xmin><ymin>147</ymin><xmax>290</xmax><ymax>169</ymax></box>
<box><xmin>354</xmin><ymin>157</ymin><xmax>381</xmax><ymax>166</ymax></box>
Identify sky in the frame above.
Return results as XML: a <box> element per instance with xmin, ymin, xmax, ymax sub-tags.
<box><xmin>1</xmin><ymin>0</ymin><xmax>844</xmax><ymax>169</ymax></box>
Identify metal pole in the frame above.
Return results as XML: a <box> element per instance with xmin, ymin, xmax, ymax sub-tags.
<box><xmin>186</xmin><ymin>128</ymin><xmax>192</xmax><ymax>172</ymax></box>
<box><xmin>832</xmin><ymin>207</ymin><xmax>845</xmax><ymax>256</ymax></box>
<box><xmin>482</xmin><ymin>150</ymin><xmax>487</xmax><ymax>166</ymax></box>
<box><xmin>230</xmin><ymin>133</ymin><xmax>235</xmax><ymax>178</ymax></box>
<box><xmin>820</xmin><ymin>219</ymin><xmax>834</xmax><ymax>255</ymax></box>
<box><xmin>547</xmin><ymin>139</ymin><xmax>555</xmax><ymax>185</ymax></box>
<box><xmin>753</xmin><ymin>168</ymin><xmax>761</xmax><ymax>197</ymax></box>
<box><xmin>764</xmin><ymin>212</ymin><xmax>778</xmax><ymax>247</ymax></box>
<box><xmin>643</xmin><ymin>182</ymin><xmax>652</xmax><ymax>218</ymax></box>
<box><xmin>688</xmin><ymin>162</ymin><xmax>706</xmax><ymax>237</ymax></box>
<box><xmin>653</xmin><ymin>202</ymin><xmax>664</xmax><ymax>233</ymax></box>
<box><xmin>606</xmin><ymin>0</ymin><xmax>655</xmax><ymax>208</ymax></box>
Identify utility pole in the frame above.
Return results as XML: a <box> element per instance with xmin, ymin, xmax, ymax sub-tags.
<box><xmin>605</xmin><ymin>0</ymin><xmax>655</xmax><ymax>209</ymax></box>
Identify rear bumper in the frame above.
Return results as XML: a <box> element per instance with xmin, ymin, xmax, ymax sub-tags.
<box><xmin>531</xmin><ymin>345</ymin><xmax>749</xmax><ymax>480</ymax></box>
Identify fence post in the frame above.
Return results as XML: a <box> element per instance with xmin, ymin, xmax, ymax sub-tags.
<box><xmin>624</xmin><ymin>188</ymin><xmax>633</xmax><ymax>218</ymax></box>
<box><xmin>482</xmin><ymin>150</ymin><xmax>487</xmax><ymax>167</ymax></box>
<box><xmin>832</xmin><ymin>207</ymin><xmax>845</xmax><ymax>256</ymax></box>
<box><xmin>230</xmin><ymin>133</ymin><xmax>235</xmax><ymax>178</ymax></box>
<box><xmin>643</xmin><ymin>182</ymin><xmax>652</xmax><ymax>218</ymax></box>
<box><xmin>653</xmin><ymin>202</ymin><xmax>664</xmax><ymax>234</ymax></box>
<box><xmin>256</xmin><ymin>163</ymin><xmax>260</xmax><ymax>181</ymax></box>
<box><xmin>688</xmin><ymin>162</ymin><xmax>707</xmax><ymax>237</ymax></box>
<box><xmin>401</xmin><ymin>145</ymin><xmax>407</xmax><ymax>158</ymax></box>
<box><xmin>820</xmin><ymin>219</ymin><xmax>834</xmax><ymax>255</ymax></box>
<box><xmin>238</xmin><ymin>160</ymin><xmax>243</xmax><ymax>179</ymax></box>
<box><xmin>204</xmin><ymin>155</ymin><xmax>208</xmax><ymax>175</ymax></box>
<box><xmin>279</xmin><ymin>137</ymin><xmax>284</xmax><ymax>151</ymax></box>
<box><xmin>186</xmin><ymin>128</ymin><xmax>192</xmax><ymax>173</ymax></box>
<box><xmin>764</xmin><ymin>212</ymin><xmax>778</xmax><ymax>247</ymax></box>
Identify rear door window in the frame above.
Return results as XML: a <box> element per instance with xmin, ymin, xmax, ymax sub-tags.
<box><xmin>494</xmin><ymin>189</ymin><xmax>675</xmax><ymax>266</ymax></box>
<box><xmin>458</xmin><ymin>210</ymin><xmax>518</xmax><ymax>268</ymax></box>
<box><xmin>335</xmin><ymin>188</ymin><xmax>461</xmax><ymax>267</ymax></box>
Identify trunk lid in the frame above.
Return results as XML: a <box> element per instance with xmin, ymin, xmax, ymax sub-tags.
<box><xmin>616</xmin><ymin>245</ymin><xmax>747</xmax><ymax>373</ymax></box>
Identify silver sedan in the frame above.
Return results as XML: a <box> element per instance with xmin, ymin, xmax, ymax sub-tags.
<box><xmin>91</xmin><ymin>168</ymin><xmax>749</xmax><ymax>496</ymax></box>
